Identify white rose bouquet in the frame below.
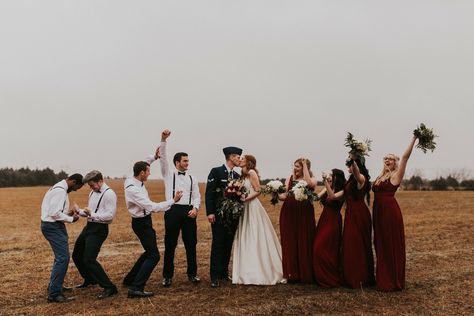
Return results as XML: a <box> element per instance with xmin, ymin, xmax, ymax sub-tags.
<box><xmin>261</xmin><ymin>179</ymin><xmax>287</xmax><ymax>205</ymax></box>
<box><xmin>289</xmin><ymin>180</ymin><xmax>318</xmax><ymax>203</ymax></box>
<box><xmin>344</xmin><ymin>132</ymin><xmax>372</xmax><ymax>166</ymax></box>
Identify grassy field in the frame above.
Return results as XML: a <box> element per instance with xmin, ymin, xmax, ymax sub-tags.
<box><xmin>0</xmin><ymin>180</ymin><xmax>473</xmax><ymax>315</ymax></box>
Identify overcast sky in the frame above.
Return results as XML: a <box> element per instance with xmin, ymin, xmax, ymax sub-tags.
<box><xmin>1</xmin><ymin>1</ymin><xmax>473</xmax><ymax>181</ymax></box>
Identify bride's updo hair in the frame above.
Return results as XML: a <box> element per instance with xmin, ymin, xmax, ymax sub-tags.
<box><xmin>242</xmin><ymin>155</ymin><xmax>259</xmax><ymax>179</ymax></box>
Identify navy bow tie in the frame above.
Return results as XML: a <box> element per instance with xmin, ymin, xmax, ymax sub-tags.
<box><xmin>178</xmin><ymin>171</ymin><xmax>186</xmax><ymax>176</ymax></box>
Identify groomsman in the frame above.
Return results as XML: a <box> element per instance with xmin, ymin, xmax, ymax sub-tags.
<box><xmin>157</xmin><ymin>130</ymin><xmax>201</xmax><ymax>287</ymax></box>
<box><xmin>206</xmin><ymin>146</ymin><xmax>242</xmax><ymax>288</ymax></box>
<box><xmin>123</xmin><ymin>157</ymin><xmax>183</xmax><ymax>298</ymax></box>
<box><xmin>72</xmin><ymin>170</ymin><xmax>118</xmax><ymax>299</ymax></box>
<box><xmin>41</xmin><ymin>174</ymin><xmax>84</xmax><ymax>303</ymax></box>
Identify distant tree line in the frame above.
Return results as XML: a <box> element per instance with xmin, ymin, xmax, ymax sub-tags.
<box><xmin>0</xmin><ymin>167</ymin><xmax>68</xmax><ymax>188</ymax></box>
<box><xmin>1</xmin><ymin>167</ymin><xmax>473</xmax><ymax>191</ymax></box>
<box><xmin>401</xmin><ymin>175</ymin><xmax>474</xmax><ymax>191</ymax></box>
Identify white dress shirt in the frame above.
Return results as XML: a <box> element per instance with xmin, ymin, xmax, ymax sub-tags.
<box><xmin>41</xmin><ymin>180</ymin><xmax>73</xmax><ymax>223</ymax></box>
<box><xmin>79</xmin><ymin>183</ymin><xmax>117</xmax><ymax>224</ymax></box>
<box><xmin>124</xmin><ymin>172</ymin><xmax>175</xmax><ymax>218</ymax></box>
<box><xmin>152</xmin><ymin>141</ymin><xmax>201</xmax><ymax>210</ymax></box>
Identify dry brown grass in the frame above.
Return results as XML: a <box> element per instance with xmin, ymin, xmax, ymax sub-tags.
<box><xmin>0</xmin><ymin>180</ymin><xmax>473</xmax><ymax>315</ymax></box>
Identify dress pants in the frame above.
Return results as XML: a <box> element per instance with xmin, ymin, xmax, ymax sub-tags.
<box><xmin>72</xmin><ymin>222</ymin><xmax>116</xmax><ymax>289</ymax></box>
<box><xmin>124</xmin><ymin>215</ymin><xmax>160</xmax><ymax>291</ymax></box>
<box><xmin>210</xmin><ymin>217</ymin><xmax>238</xmax><ymax>281</ymax></box>
<box><xmin>41</xmin><ymin>221</ymin><xmax>69</xmax><ymax>297</ymax></box>
<box><xmin>162</xmin><ymin>205</ymin><xmax>197</xmax><ymax>279</ymax></box>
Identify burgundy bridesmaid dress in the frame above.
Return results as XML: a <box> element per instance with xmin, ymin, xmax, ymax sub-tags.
<box><xmin>313</xmin><ymin>196</ymin><xmax>343</xmax><ymax>287</ymax></box>
<box><xmin>373</xmin><ymin>179</ymin><xmax>405</xmax><ymax>291</ymax></box>
<box><xmin>341</xmin><ymin>178</ymin><xmax>375</xmax><ymax>288</ymax></box>
<box><xmin>279</xmin><ymin>176</ymin><xmax>316</xmax><ymax>283</ymax></box>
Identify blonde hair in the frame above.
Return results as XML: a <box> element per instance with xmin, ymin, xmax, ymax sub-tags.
<box><xmin>374</xmin><ymin>153</ymin><xmax>400</xmax><ymax>185</ymax></box>
<box><xmin>293</xmin><ymin>158</ymin><xmax>314</xmax><ymax>179</ymax></box>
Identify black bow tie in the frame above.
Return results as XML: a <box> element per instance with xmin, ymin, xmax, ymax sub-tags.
<box><xmin>178</xmin><ymin>171</ymin><xmax>186</xmax><ymax>176</ymax></box>
<box><xmin>141</xmin><ymin>182</ymin><xmax>144</xmax><ymax>187</ymax></box>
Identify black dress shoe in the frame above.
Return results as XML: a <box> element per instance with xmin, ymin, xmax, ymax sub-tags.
<box><xmin>98</xmin><ymin>287</ymin><xmax>118</xmax><ymax>299</ymax></box>
<box><xmin>188</xmin><ymin>276</ymin><xmax>201</xmax><ymax>284</ymax></box>
<box><xmin>210</xmin><ymin>280</ymin><xmax>220</xmax><ymax>288</ymax></box>
<box><xmin>162</xmin><ymin>278</ymin><xmax>172</xmax><ymax>287</ymax></box>
<box><xmin>220</xmin><ymin>275</ymin><xmax>232</xmax><ymax>282</ymax></box>
<box><xmin>62</xmin><ymin>286</ymin><xmax>72</xmax><ymax>292</ymax></box>
<box><xmin>127</xmin><ymin>289</ymin><xmax>154</xmax><ymax>298</ymax></box>
<box><xmin>75</xmin><ymin>282</ymin><xmax>96</xmax><ymax>289</ymax></box>
<box><xmin>47</xmin><ymin>295</ymin><xmax>75</xmax><ymax>303</ymax></box>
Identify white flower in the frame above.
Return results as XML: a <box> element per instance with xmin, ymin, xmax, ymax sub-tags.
<box><xmin>267</xmin><ymin>180</ymin><xmax>284</xmax><ymax>191</ymax></box>
<box><xmin>322</xmin><ymin>171</ymin><xmax>332</xmax><ymax>180</ymax></box>
<box><xmin>293</xmin><ymin>188</ymin><xmax>307</xmax><ymax>201</ymax></box>
<box><xmin>294</xmin><ymin>180</ymin><xmax>307</xmax><ymax>189</ymax></box>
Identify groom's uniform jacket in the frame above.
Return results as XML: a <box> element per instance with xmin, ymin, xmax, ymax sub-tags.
<box><xmin>205</xmin><ymin>165</ymin><xmax>240</xmax><ymax>217</ymax></box>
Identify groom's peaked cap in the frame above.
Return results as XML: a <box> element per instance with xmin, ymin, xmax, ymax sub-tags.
<box><xmin>223</xmin><ymin>146</ymin><xmax>242</xmax><ymax>156</ymax></box>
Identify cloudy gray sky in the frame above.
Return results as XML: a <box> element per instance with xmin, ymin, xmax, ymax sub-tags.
<box><xmin>1</xmin><ymin>0</ymin><xmax>473</xmax><ymax>181</ymax></box>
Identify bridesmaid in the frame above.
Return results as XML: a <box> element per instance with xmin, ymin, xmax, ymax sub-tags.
<box><xmin>279</xmin><ymin>158</ymin><xmax>317</xmax><ymax>283</ymax></box>
<box><xmin>313</xmin><ymin>169</ymin><xmax>345</xmax><ymax>288</ymax></box>
<box><xmin>327</xmin><ymin>157</ymin><xmax>374</xmax><ymax>288</ymax></box>
<box><xmin>373</xmin><ymin>136</ymin><xmax>416</xmax><ymax>291</ymax></box>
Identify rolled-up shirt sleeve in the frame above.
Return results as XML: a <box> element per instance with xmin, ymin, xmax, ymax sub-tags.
<box><xmin>127</xmin><ymin>186</ymin><xmax>175</xmax><ymax>214</ymax></box>
<box><xmin>145</xmin><ymin>154</ymin><xmax>157</xmax><ymax>165</ymax></box>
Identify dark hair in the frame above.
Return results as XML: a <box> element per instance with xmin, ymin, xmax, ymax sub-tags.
<box><xmin>348</xmin><ymin>159</ymin><xmax>371</xmax><ymax>204</ymax></box>
<box><xmin>173</xmin><ymin>152</ymin><xmax>188</xmax><ymax>165</ymax></box>
<box><xmin>320</xmin><ymin>168</ymin><xmax>345</xmax><ymax>206</ymax></box>
<box><xmin>67</xmin><ymin>173</ymin><xmax>83</xmax><ymax>184</ymax></box>
<box><xmin>133</xmin><ymin>161</ymin><xmax>150</xmax><ymax>177</ymax></box>
<box><xmin>332</xmin><ymin>168</ymin><xmax>346</xmax><ymax>193</ymax></box>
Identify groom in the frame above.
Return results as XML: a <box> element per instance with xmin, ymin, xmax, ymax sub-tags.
<box><xmin>206</xmin><ymin>146</ymin><xmax>242</xmax><ymax>288</ymax></box>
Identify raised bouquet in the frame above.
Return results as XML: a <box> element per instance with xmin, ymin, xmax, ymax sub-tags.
<box><xmin>261</xmin><ymin>180</ymin><xmax>287</xmax><ymax>205</ymax></box>
<box><xmin>217</xmin><ymin>179</ymin><xmax>248</xmax><ymax>229</ymax></box>
<box><xmin>413</xmin><ymin>123</ymin><xmax>437</xmax><ymax>153</ymax></box>
<box><xmin>321</xmin><ymin>171</ymin><xmax>332</xmax><ymax>182</ymax></box>
<box><xmin>289</xmin><ymin>180</ymin><xmax>319</xmax><ymax>202</ymax></box>
<box><xmin>344</xmin><ymin>132</ymin><xmax>372</xmax><ymax>166</ymax></box>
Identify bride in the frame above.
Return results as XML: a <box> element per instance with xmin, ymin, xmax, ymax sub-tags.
<box><xmin>232</xmin><ymin>155</ymin><xmax>284</xmax><ymax>285</ymax></box>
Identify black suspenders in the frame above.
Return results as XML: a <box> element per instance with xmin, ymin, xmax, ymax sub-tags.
<box><xmin>125</xmin><ymin>184</ymin><xmax>146</xmax><ymax>216</ymax></box>
<box><xmin>173</xmin><ymin>173</ymin><xmax>193</xmax><ymax>205</ymax></box>
<box><xmin>94</xmin><ymin>188</ymin><xmax>111</xmax><ymax>213</ymax></box>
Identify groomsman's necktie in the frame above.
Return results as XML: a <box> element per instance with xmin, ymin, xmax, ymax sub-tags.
<box><xmin>178</xmin><ymin>171</ymin><xmax>186</xmax><ymax>176</ymax></box>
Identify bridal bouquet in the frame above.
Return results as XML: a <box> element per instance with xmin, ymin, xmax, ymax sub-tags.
<box><xmin>344</xmin><ymin>132</ymin><xmax>372</xmax><ymax>166</ymax></box>
<box><xmin>261</xmin><ymin>180</ymin><xmax>287</xmax><ymax>205</ymax></box>
<box><xmin>289</xmin><ymin>180</ymin><xmax>318</xmax><ymax>203</ymax></box>
<box><xmin>217</xmin><ymin>179</ymin><xmax>248</xmax><ymax>229</ymax></box>
<box><xmin>413</xmin><ymin>123</ymin><xmax>437</xmax><ymax>153</ymax></box>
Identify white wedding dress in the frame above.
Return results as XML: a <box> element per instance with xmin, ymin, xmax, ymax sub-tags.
<box><xmin>232</xmin><ymin>178</ymin><xmax>283</xmax><ymax>285</ymax></box>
